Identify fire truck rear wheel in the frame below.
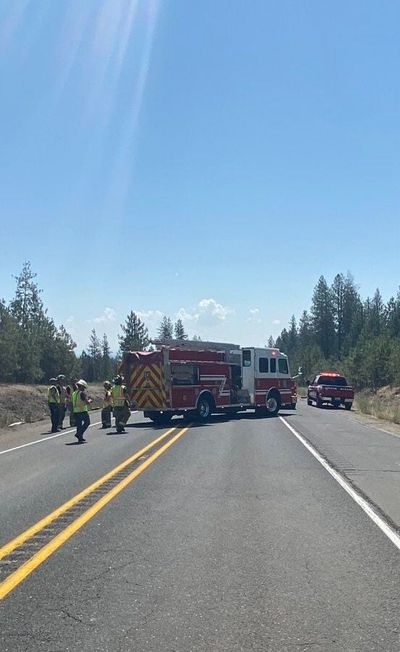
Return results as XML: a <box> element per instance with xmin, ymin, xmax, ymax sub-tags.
<box><xmin>196</xmin><ymin>394</ymin><xmax>213</xmax><ymax>422</ymax></box>
<box><xmin>266</xmin><ymin>392</ymin><xmax>280</xmax><ymax>417</ymax></box>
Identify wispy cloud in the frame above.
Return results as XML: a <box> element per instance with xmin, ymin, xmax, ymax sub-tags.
<box><xmin>88</xmin><ymin>307</ymin><xmax>117</xmax><ymax>324</ymax></box>
<box><xmin>176</xmin><ymin>298</ymin><xmax>234</xmax><ymax>327</ymax></box>
<box><xmin>247</xmin><ymin>307</ymin><xmax>262</xmax><ymax>323</ymax></box>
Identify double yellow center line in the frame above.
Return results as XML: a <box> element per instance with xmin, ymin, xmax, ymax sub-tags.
<box><xmin>0</xmin><ymin>424</ymin><xmax>190</xmax><ymax>600</ymax></box>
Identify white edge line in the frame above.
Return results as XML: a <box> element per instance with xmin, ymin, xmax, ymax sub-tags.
<box><xmin>279</xmin><ymin>416</ymin><xmax>400</xmax><ymax>552</ymax></box>
<box><xmin>0</xmin><ymin>411</ymin><xmax>139</xmax><ymax>457</ymax></box>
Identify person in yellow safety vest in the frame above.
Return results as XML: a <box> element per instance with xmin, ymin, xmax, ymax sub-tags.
<box><xmin>112</xmin><ymin>375</ymin><xmax>130</xmax><ymax>433</ymax></box>
<box><xmin>72</xmin><ymin>379</ymin><xmax>92</xmax><ymax>443</ymax></box>
<box><xmin>48</xmin><ymin>378</ymin><xmax>60</xmax><ymax>433</ymax></box>
<box><xmin>101</xmin><ymin>381</ymin><xmax>113</xmax><ymax>428</ymax></box>
<box><xmin>57</xmin><ymin>374</ymin><xmax>67</xmax><ymax>429</ymax></box>
<box><xmin>66</xmin><ymin>378</ymin><xmax>78</xmax><ymax>427</ymax></box>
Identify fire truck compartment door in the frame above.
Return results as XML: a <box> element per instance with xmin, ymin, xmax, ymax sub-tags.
<box><xmin>241</xmin><ymin>349</ymin><xmax>255</xmax><ymax>403</ymax></box>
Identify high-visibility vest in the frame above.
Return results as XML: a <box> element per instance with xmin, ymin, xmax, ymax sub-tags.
<box><xmin>103</xmin><ymin>390</ymin><xmax>112</xmax><ymax>408</ymax></box>
<box><xmin>112</xmin><ymin>385</ymin><xmax>126</xmax><ymax>407</ymax></box>
<box><xmin>48</xmin><ymin>386</ymin><xmax>60</xmax><ymax>404</ymax></box>
<box><xmin>72</xmin><ymin>389</ymin><xmax>88</xmax><ymax>413</ymax></box>
<box><xmin>58</xmin><ymin>385</ymin><xmax>67</xmax><ymax>402</ymax></box>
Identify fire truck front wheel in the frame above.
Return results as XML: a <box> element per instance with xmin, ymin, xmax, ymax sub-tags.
<box><xmin>196</xmin><ymin>394</ymin><xmax>214</xmax><ymax>423</ymax></box>
<box><xmin>266</xmin><ymin>391</ymin><xmax>280</xmax><ymax>417</ymax></box>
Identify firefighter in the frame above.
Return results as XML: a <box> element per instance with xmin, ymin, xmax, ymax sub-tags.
<box><xmin>57</xmin><ymin>374</ymin><xmax>67</xmax><ymax>429</ymax></box>
<box><xmin>72</xmin><ymin>379</ymin><xmax>92</xmax><ymax>443</ymax></box>
<box><xmin>101</xmin><ymin>381</ymin><xmax>113</xmax><ymax>428</ymax></box>
<box><xmin>66</xmin><ymin>378</ymin><xmax>77</xmax><ymax>427</ymax></box>
<box><xmin>112</xmin><ymin>375</ymin><xmax>130</xmax><ymax>433</ymax></box>
<box><xmin>48</xmin><ymin>378</ymin><xmax>60</xmax><ymax>433</ymax></box>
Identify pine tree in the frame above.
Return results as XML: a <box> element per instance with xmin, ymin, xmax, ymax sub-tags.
<box><xmin>341</xmin><ymin>273</ymin><xmax>363</xmax><ymax>354</ymax></box>
<box><xmin>0</xmin><ymin>261</ymin><xmax>80</xmax><ymax>383</ymax></box>
<box><xmin>0</xmin><ymin>301</ymin><xmax>20</xmax><ymax>381</ymax></box>
<box><xmin>275</xmin><ymin>329</ymin><xmax>289</xmax><ymax>353</ymax></box>
<box><xmin>9</xmin><ymin>261</ymin><xmax>46</xmax><ymax>382</ymax></box>
<box><xmin>101</xmin><ymin>333</ymin><xmax>114</xmax><ymax>380</ymax></box>
<box><xmin>9</xmin><ymin>261</ymin><xmax>44</xmax><ymax>329</ymax></box>
<box><xmin>174</xmin><ymin>318</ymin><xmax>187</xmax><ymax>340</ymax></box>
<box><xmin>267</xmin><ymin>335</ymin><xmax>275</xmax><ymax>348</ymax></box>
<box><xmin>298</xmin><ymin>310</ymin><xmax>312</xmax><ymax>347</ymax></box>
<box><xmin>385</xmin><ymin>289</ymin><xmax>400</xmax><ymax>337</ymax></box>
<box><xmin>158</xmin><ymin>316</ymin><xmax>174</xmax><ymax>340</ymax></box>
<box><xmin>287</xmin><ymin>315</ymin><xmax>298</xmax><ymax>355</ymax></box>
<box><xmin>119</xmin><ymin>311</ymin><xmax>150</xmax><ymax>353</ymax></box>
<box><xmin>311</xmin><ymin>276</ymin><xmax>336</xmax><ymax>359</ymax></box>
<box><xmin>370</xmin><ymin>289</ymin><xmax>385</xmax><ymax>336</ymax></box>
<box><xmin>87</xmin><ymin>329</ymin><xmax>102</xmax><ymax>381</ymax></box>
<box><xmin>332</xmin><ymin>273</ymin><xmax>345</xmax><ymax>358</ymax></box>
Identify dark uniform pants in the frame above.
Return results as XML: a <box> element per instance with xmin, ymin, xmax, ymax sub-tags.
<box><xmin>114</xmin><ymin>405</ymin><xmax>130</xmax><ymax>432</ymax></box>
<box><xmin>66</xmin><ymin>401</ymin><xmax>75</xmax><ymax>426</ymax></box>
<box><xmin>49</xmin><ymin>403</ymin><xmax>59</xmax><ymax>433</ymax></box>
<box><xmin>58</xmin><ymin>405</ymin><xmax>66</xmax><ymax>428</ymax></box>
<box><xmin>101</xmin><ymin>406</ymin><xmax>112</xmax><ymax>427</ymax></box>
<box><xmin>75</xmin><ymin>412</ymin><xmax>90</xmax><ymax>441</ymax></box>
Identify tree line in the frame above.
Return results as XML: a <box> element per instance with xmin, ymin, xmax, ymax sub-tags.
<box><xmin>0</xmin><ymin>262</ymin><xmax>191</xmax><ymax>384</ymax></box>
<box><xmin>2</xmin><ymin>263</ymin><xmax>399</xmax><ymax>390</ymax></box>
<box><xmin>273</xmin><ymin>273</ymin><xmax>400</xmax><ymax>389</ymax></box>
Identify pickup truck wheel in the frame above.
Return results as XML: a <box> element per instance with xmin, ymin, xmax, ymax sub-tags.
<box><xmin>345</xmin><ymin>403</ymin><xmax>352</xmax><ymax>411</ymax></box>
<box><xmin>196</xmin><ymin>395</ymin><xmax>213</xmax><ymax>422</ymax></box>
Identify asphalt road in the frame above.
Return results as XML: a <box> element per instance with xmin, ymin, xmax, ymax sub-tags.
<box><xmin>0</xmin><ymin>403</ymin><xmax>399</xmax><ymax>651</ymax></box>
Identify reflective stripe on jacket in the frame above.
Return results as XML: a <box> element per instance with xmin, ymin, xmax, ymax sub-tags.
<box><xmin>112</xmin><ymin>385</ymin><xmax>126</xmax><ymax>407</ymax></box>
<box><xmin>72</xmin><ymin>389</ymin><xmax>88</xmax><ymax>413</ymax></box>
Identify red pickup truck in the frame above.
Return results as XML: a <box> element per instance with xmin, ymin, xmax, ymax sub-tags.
<box><xmin>307</xmin><ymin>372</ymin><xmax>354</xmax><ymax>410</ymax></box>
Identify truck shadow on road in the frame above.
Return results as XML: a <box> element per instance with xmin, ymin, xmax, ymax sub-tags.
<box><xmin>124</xmin><ymin>410</ymin><xmax>296</xmax><ymax>431</ymax></box>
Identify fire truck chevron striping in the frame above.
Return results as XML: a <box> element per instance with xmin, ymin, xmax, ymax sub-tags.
<box><xmin>120</xmin><ymin>340</ymin><xmax>297</xmax><ymax>425</ymax></box>
<box><xmin>129</xmin><ymin>361</ymin><xmax>167</xmax><ymax>409</ymax></box>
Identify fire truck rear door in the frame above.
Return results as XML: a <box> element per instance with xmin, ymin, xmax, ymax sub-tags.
<box><xmin>128</xmin><ymin>352</ymin><xmax>168</xmax><ymax>410</ymax></box>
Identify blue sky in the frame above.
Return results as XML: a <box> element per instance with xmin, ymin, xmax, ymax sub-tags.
<box><xmin>1</xmin><ymin>0</ymin><xmax>399</xmax><ymax>352</ymax></box>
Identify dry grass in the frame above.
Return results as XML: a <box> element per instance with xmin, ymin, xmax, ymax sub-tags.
<box><xmin>355</xmin><ymin>386</ymin><xmax>400</xmax><ymax>424</ymax></box>
<box><xmin>296</xmin><ymin>385</ymin><xmax>308</xmax><ymax>399</ymax></box>
<box><xmin>298</xmin><ymin>383</ymin><xmax>400</xmax><ymax>424</ymax></box>
<box><xmin>0</xmin><ymin>383</ymin><xmax>104</xmax><ymax>428</ymax></box>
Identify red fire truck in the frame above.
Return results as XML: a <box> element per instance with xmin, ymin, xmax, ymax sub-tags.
<box><xmin>120</xmin><ymin>340</ymin><xmax>296</xmax><ymax>424</ymax></box>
